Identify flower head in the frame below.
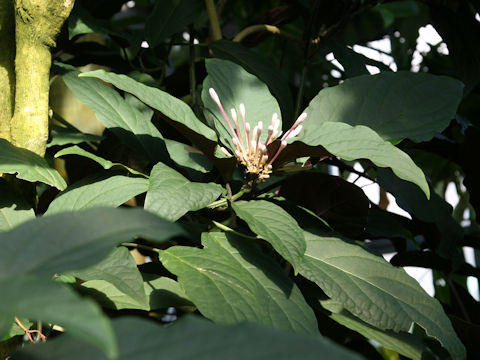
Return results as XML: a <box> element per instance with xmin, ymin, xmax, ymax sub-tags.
<box><xmin>209</xmin><ymin>88</ymin><xmax>307</xmax><ymax>182</ymax></box>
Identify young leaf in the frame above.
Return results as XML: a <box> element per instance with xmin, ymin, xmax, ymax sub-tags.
<box><xmin>46</xmin><ymin>175</ymin><xmax>149</xmax><ymax>215</ymax></box>
<box><xmin>0</xmin><ymin>139</ymin><xmax>66</xmax><ymax>190</ymax></box>
<box><xmin>145</xmin><ymin>162</ymin><xmax>223</xmax><ymax>221</ymax></box>
<box><xmin>305</xmin><ymin>71</ymin><xmax>463</xmax><ymax>142</ymax></box>
<box><xmin>298</xmin><ymin>230</ymin><xmax>466</xmax><ymax>360</ymax></box>
<box><xmin>159</xmin><ymin>232</ymin><xmax>318</xmax><ymax>334</ymax></box>
<box><xmin>0</xmin><ymin>207</ymin><xmax>185</xmax><ymax>280</ymax></box>
<box><xmin>56</xmin><ymin>63</ymin><xmax>168</xmax><ymax>162</ymax></box>
<box><xmin>78</xmin><ymin>69</ymin><xmax>217</xmax><ymax>143</ymax></box>
<box><xmin>202</xmin><ymin>58</ymin><xmax>281</xmax><ymax>152</ymax></box>
<box><xmin>294</xmin><ymin>122</ymin><xmax>430</xmax><ymax>198</ymax></box>
<box><xmin>0</xmin><ymin>275</ymin><xmax>117</xmax><ymax>358</ymax></box>
<box><xmin>55</xmin><ymin>145</ymin><xmax>147</xmax><ymax>177</ymax></box>
<box><xmin>69</xmin><ymin>247</ymin><xmax>148</xmax><ymax>309</ymax></box>
<box><xmin>15</xmin><ymin>316</ymin><xmax>364</xmax><ymax>360</ymax></box>
<box><xmin>231</xmin><ymin>200</ymin><xmax>306</xmax><ymax>270</ymax></box>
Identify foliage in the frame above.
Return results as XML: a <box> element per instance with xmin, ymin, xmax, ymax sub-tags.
<box><xmin>1</xmin><ymin>0</ymin><xmax>479</xmax><ymax>359</ymax></box>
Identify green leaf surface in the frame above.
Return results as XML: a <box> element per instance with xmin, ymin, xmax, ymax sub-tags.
<box><xmin>145</xmin><ymin>0</ymin><xmax>204</xmax><ymax>46</ymax></box>
<box><xmin>231</xmin><ymin>200</ymin><xmax>306</xmax><ymax>269</ymax></box>
<box><xmin>46</xmin><ymin>175</ymin><xmax>149</xmax><ymax>215</ymax></box>
<box><xmin>79</xmin><ymin>69</ymin><xmax>217</xmax><ymax>142</ymax></box>
<box><xmin>70</xmin><ymin>247</ymin><xmax>147</xmax><ymax>308</ymax></box>
<box><xmin>82</xmin><ymin>275</ymin><xmax>194</xmax><ymax>311</ymax></box>
<box><xmin>0</xmin><ymin>207</ymin><xmax>184</xmax><ymax>280</ymax></box>
<box><xmin>211</xmin><ymin>40</ymin><xmax>294</xmax><ymax>125</ymax></box>
<box><xmin>55</xmin><ymin>146</ymin><xmax>147</xmax><ymax>177</ymax></box>
<box><xmin>15</xmin><ymin>316</ymin><xmax>364</xmax><ymax>360</ymax></box>
<box><xmin>47</xmin><ymin>125</ymin><xmax>103</xmax><ymax>147</ymax></box>
<box><xmin>305</xmin><ymin>71</ymin><xmax>463</xmax><ymax>142</ymax></box>
<box><xmin>298</xmin><ymin>231</ymin><xmax>466</xmax><ymax>359</ymax></box>
<box><xmin>145</xmin><ymin>162</ymin><xmax>223</xmax><ymax>221</ymax></box>
<box><xmin>321</xmin><ymin>300</ymin><xmax>426</xmax><ymax>360</ymax></box>
<box><xmin>160</xmin><ymin>232</ymin><xmax>318</xmax><ymax>334</ymax></box>
<box><xmin>202</xmin><ymin>58</ymin><xmax>281</xmax><ymax>152</ymax></box>
<box><xmin>0</xmin><ymin>180</ymin><xmax>35</xmax><ymax>231</ymax></box>
<box><xmin>164</xmin><ymin>138</ymin><xmax>213</xmax><ymax>174</ymax></box>
<box><xmin>0</xmin><ymin>275</ymin><xmax>116</xmax><ymax>358</ymax></box>
<box><xmin>294</xmin><ymin>122</ymin><xmax>429</xmax><ymax>197</ymax></box>
<box><xmin>56</xmin><ymin>63</ymin><xmax>167</xmax><ymax>162</ymax></box>
<box><xmin>0</xmin><ymin>139</ymin><xmax>66</xmax><ymax>190</ymax></box>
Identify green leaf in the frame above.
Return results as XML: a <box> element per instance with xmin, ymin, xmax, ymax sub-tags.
<box><xmin>211</xmin><ymin>40</ymin><xmax>294</xmax><ymax>125</ymax></box>
<box><xmin>145</xmin><ymin>0</ymin><xmax>205</xmax><ymax>47</ymax></box>
<box><xmin>159</xmin><ymin>232</ymin><xmax>318</xmax><ymax>334</ymax></box>
<box><xmin>0</xmin><ymin>207</ymin><xmax>184</xmax><ymax>280</ymax></box>
<box><xmin>0</xmin><ymin>180</ymin><xmax>35</xmax><ymax>231</ymax></box>
<box><xmin>70</xmin><ymin>247</ymin><xmax>147</xmax><ymax>308</ymax></box>
<box><xmin>143</xmin><ymin>275</ymin><xmax>194</xmax><ymax>310</ymax></box>
<box><xmin>0</xmin><ymin>275</ymin><xmax>117</xmax><ymax>358</ymax></box>
<box><xmin>47</xmin><ymin>125</ymin><xmax>103</xmax><ymax>147</ymax></box>
<box><xmin>231</xmin><ymin>200</ymin><xmax>306</xmax><ymax>270</ymax></box>
<box><xmin>304</xmin><ymin>71</ymin><xmax>463</xmax><ymax>142</ymax></box>
<box><xmin>298</xmin><ymin>230</ymin><xmax>466</xmax><ymax>360</ymax></box>
<box><xmin>55</xmin><ymin>63</ymin><xmax>168</xmax><ymax>162</ymax></box>
<box><xmin>321</xmin><ymin>299</ymin><xmax>426</xmax><ymax>360</ymax></box>
<box><xmin>0</xmin><ymin>139</ymin><xmax>66</xmax><ymax>190</ymax></box>
<box><xmin>79</xmin><ymin>69</ymin><xmax>217</xmax><ymax>142</ymax></box>
<box><xmin>80</xmin><ymin>275</ymin><xmax>194</xmax><ymax>311</ymax></box>
<box><xmin>294</xmin><ymin>122</ymin><xmax>430</xmax><ymax>198</ymax></box>
<box><xmin>46</xmin><ymin>175</ymin><xmax>149</xmax><ymax>215</ymax></box>
<box><xmin>202</xmin><ymin>58</ymin><xmax>281</xmax><ymax>152</ymax></box>
<box><xmin>145</xmin><ymin>162</ymin><xmax>223</xmax><ymax>221</ymax></box>
<box><xmin>15</xmin><ymin>316</ymin><xmax>364</xmax><ymax>360</ymax></box>
<box><xmin>55</xmin><ymin>145</ymin><xmax>147</xmax><ymax>177</ymax></box>
<box><xmin>164</xmin><ymin>138</ymin><xmax>213</xmax><ymax>174</ymax></box>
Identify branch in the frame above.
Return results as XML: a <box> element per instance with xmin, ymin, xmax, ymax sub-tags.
<box><xmin>233</xmin><ymin>24</ymin><xmax>302</xmax><ymax>44</ymax></box>
<box><xmin>205</xmin><ymin>0</ymin><xmax>222</xmax><ymax>41</ymax></box>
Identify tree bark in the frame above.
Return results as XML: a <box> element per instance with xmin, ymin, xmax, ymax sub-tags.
<box><xmin>0</xmin><ymin>0</ymin><xmax>15</xmax><ymax>141</ymax></box>
<box><xmin>10</xmin><ymin>0</ymin><xmax>74</xmax><ymax>156</ymax></box>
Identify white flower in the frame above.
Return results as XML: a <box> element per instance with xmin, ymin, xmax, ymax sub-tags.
<box><xmin>209</xmin><ymin>88</ymin><xmax>307</xmax><ymax>181</ymax></box>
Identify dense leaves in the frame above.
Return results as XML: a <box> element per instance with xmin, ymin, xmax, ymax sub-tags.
<box><xmin>1</xmin><ymin>1</ymin><xmax>475</xmax><ymax>359</ymax></box>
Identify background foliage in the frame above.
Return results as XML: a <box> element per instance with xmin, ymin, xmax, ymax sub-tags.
<box><xmin>1</xmin><ymin>0</ymin><xmax>480</xmax><ymax>359</ymax></box>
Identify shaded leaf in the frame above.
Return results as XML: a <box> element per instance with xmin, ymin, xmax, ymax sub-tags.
<box><xmin>0</xmin><ymin>275</ymin><xmax>116</xmax><ymax>358</ymax></box>
<box><xmin>0</xmin><ymin>180</ymin><xmax>35</xmax><ymax>231</ymax></box>
<box><xmin>0</xmin><ymin>139</ymin><xmax>66</xmax><ymax>190</ymax></box>
<box><xmin>0</xmin><ymin>207</ymin><xmax>184</xmax><ymax>280</ymax></box>
<box><xmin>304</xmin><ymin>71</ymin><xmax>463</xmax><ymax>142</ymax></box>
<box><xmin>55</xmin><ymin>145</ymin><xmax>146</xmax><ymax>177</ymax></box>
<box><xmin>294</xmin><ymin>122</ymin><xmax>429</xmax><ymax>197</ymax></box>
<box><xmin>145</xmin><ymin>0</ymin><xmax>204</xmax><ymax>46</ymax></box>
<box><xmin>46</xmin><ymin>174</ymin><xmax>148</xmax><ymax>215</ymax></box>
<box><xmin>15</xmin><ymin>316</ymin><xmax>364</xmax><ymax>360</ymax></box>
<box><xmin>321</xmin><ymin>300</ymin><xmax>426</xmax><ymax>360</ymax></box>
<box><xmin>278</xmin><ymin>173</ymin><xmax>369</xmax><ymax>237</ymax></box>
<box><xmin>145</xmin><ymin>162</ymin><xmax>223</xmax><ymax>221</ymax></box>
<box><xmin>159</xmin><ymin>232</ymin><xmax>317</xmax><ymax>334</ymax></box>
<box><xmin>79</xmin><ymin>69</ymin><xmax>217</xmax><ymax>142</ymax></box>
<box><xmin>48</xmin><ymin>125</ymin><xmax>103</xmax><ymax>147</ymax></box>
<box><xmin>164</xmin><ymin>138</ymin><xmax>213</xmax><ymax>174</ymax></box>
<box><xmin>211</xmin><ymin>40</ymin><xmax>294</xmax><ymax>125</ymax></box>
<box><xmin>56</xmin><ymin>63</ymin><xmax>168</xmax><ymax>162</ymax></box>
<box><xmin>70</xmin><ymin>247</ymin><xmax>147</xmax><ymax>308</ymax></box>
<box><xmin>231</xmin><ymin>200</ymin><xmax>306</xmax><ymax>269</ymax></box>
<box><xmin>202</xmin><ymin>58</ymin><xmax>281</xmax><ymax>152</ymax></box>
<box><xmin>298</xmin><ymin>230</ymin><xmax>466</xmax><ymax>360</ymax></box>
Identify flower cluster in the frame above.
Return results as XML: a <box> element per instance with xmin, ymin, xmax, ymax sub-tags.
<box><xmin>209</xmin><ymin>88</ymin><xmax>307</xmax><ymax>182</ymax></box>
